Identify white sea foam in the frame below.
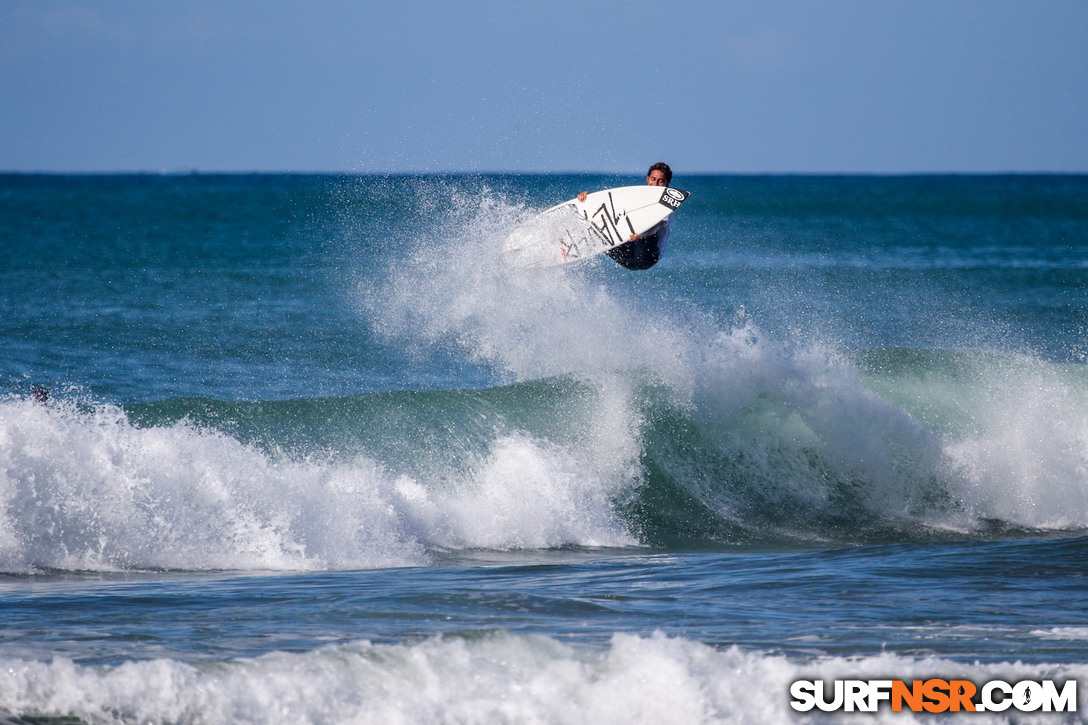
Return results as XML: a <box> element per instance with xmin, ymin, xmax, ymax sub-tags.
<box><xmin>0</xmin><ymin>633</ymin><xmax>1082</xmax><ymax>724</ymax></box>
<box><xmin>0</xmin><ymin>398</ymin><xmax>633</xmax><ymax>573</ymax></box>
<box><xmin>1033</xmin><ymin>627</ymin><xmax>1088</xmax><ymax>641</ymax></box>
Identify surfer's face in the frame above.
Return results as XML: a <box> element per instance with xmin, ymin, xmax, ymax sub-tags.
<box><xmin>647</xmin><ymin>170</ymin><xmax>668</xmax><ymax>186</ymax></box>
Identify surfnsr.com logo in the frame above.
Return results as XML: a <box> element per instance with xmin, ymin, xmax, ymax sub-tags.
<box><xmin>790</xmin><ymin>678</ymin><xmax>1078</xmax><ymax>714</ymax></box>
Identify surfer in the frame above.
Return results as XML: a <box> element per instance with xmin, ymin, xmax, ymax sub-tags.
<box><xmin>579</xmin><ymin>162</ymin><xmax>674</xmax><ymax>270</ymax></box>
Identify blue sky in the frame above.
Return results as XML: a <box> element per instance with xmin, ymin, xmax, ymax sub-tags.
<box><xmin>2</xmin><ymin>1</ymin><xmax>1086</xmax><ymax>173</ymax></box>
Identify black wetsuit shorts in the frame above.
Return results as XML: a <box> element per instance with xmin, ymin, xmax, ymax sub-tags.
<box><xmin>605</xmin><ymin>232</ymin><xmax>661</xmax><ymax>270</ymax></box>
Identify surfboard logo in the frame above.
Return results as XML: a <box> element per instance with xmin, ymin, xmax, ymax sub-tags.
<box><xmin>659</xmin><ymin>188</ymin><xmax>689</xmax><ymax>210</ymax></box>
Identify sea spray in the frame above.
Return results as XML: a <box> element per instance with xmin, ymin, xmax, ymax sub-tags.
<box><xmin>358</xmin><ymin>178</ymin><xmax>698</xmax><ymax>393</ymax></box>
<box><xmin>356</xmin><ymin>183</ymin><xmax>968</xmax><ymax>542</ymax></box>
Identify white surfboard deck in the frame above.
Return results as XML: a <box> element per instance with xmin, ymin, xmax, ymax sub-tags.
<box><xmin>503</xmin><ymin>185</ymin><xmax>690</xmax><ymax>268</ymax></box>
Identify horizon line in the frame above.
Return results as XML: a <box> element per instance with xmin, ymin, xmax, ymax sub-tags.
<box><xmin>3</xmin><ymin>169</ymin><xmax>1086</xmax><ymax>177</ymax></box>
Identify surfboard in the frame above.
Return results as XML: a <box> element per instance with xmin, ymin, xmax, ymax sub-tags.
<box><xmin>503</xmin><ymin>185</ymin><xmax>691</xmax><ymax>268</ymax></box>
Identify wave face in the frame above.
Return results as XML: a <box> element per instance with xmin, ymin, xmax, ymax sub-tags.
<box><xmin>4</xmin><ymin>327</ymin><xmax>1085</xmax><ymax>572</ymax></box>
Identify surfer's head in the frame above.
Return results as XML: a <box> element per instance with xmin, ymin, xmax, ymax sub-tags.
<box><xmin>647</xmin><ymin>163</ymin><xmax>672</xmax><ymax>187</ymax></box>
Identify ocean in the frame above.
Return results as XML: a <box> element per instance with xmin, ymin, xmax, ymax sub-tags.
<box><xmin>1</xmin><ymin>172</ymin><xmax>1086</xmax><ymax>723</ymax></box>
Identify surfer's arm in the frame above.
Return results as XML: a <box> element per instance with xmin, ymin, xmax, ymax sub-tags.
<box><xmin>577</xmin><ymin>191</ymin><xmax>588</xmax><ymax>202</ymax></box>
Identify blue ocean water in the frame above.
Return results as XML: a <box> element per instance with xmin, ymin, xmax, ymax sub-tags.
<box><xmin>1</xmin><ymin>173</ymin><xmax>1087</xmax><ymax>723</ymax></box>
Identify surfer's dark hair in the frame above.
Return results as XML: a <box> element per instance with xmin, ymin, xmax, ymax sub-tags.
<box><xmin>649</xmin><ymin>162</ymin><xmax>672</xmax><ymax>185</ymax></box>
